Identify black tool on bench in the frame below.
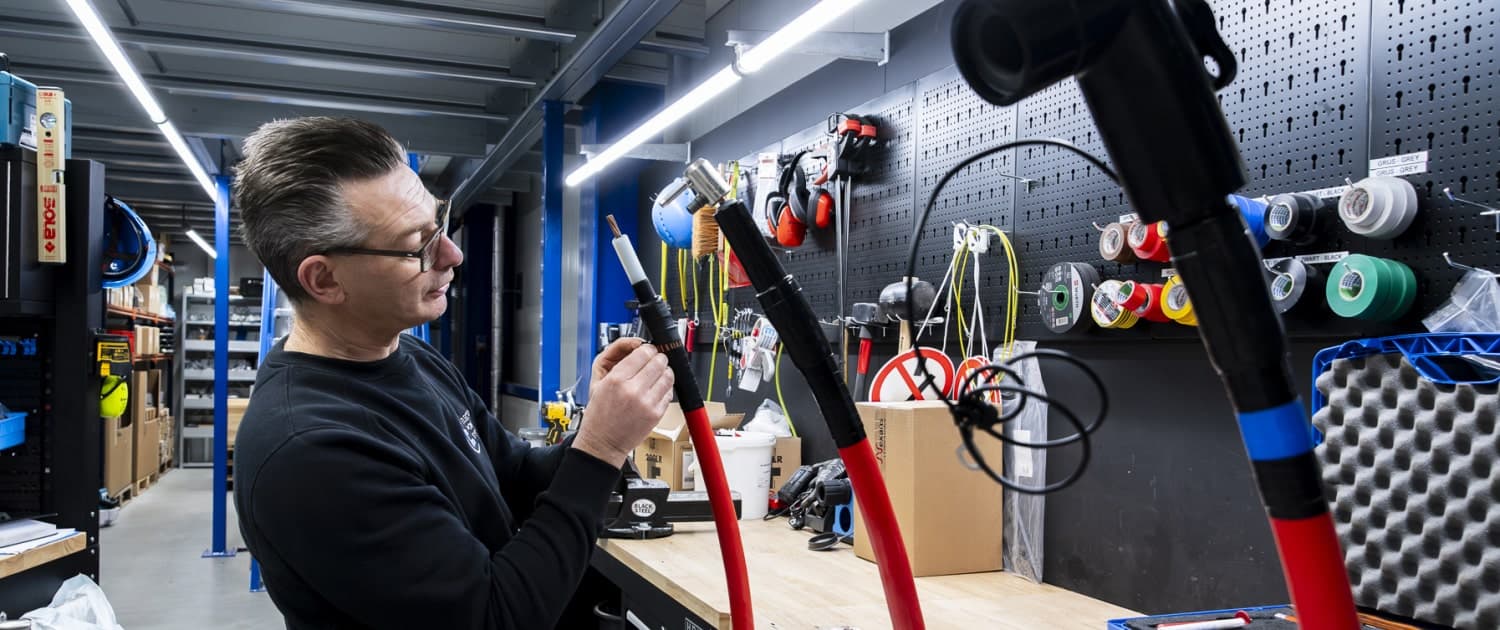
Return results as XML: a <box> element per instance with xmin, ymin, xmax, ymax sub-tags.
<box><xmin>601</xmin><ymin>461</ymin><xmax>742</xmax><ymax>540</ymax></box>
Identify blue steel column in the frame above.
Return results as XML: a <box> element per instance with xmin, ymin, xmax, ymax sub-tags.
<box><xmin>204</xmin><ymin>174</ymin><xmax>235</xmax><ymax>558</ymax></box>
<box><xmin>406</xmin><ymin>152</ymin><xmax>431</xmax><ymax>343</ymax></box>
<box><xmin>539</xmin><ymin>100</ymin><xmax>564</xmax><ymax>424</ymax></box>
<box><xmin>577</xmin><ymin>81</ymin><xmax>663</xmax><ymax>404</ymax></box>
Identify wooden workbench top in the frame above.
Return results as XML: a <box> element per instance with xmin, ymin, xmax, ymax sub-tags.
<box><xmin>597</xmin><ymin>519</ymin><xmax>1139</xmax><ymax>629</ymax></box>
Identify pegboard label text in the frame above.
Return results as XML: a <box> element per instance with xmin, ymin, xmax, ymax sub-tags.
<box><xmin>1368</xmin><ymin>151</ymin><xmax>1428</xmax><ymax>177</ymax></box>
<box><xmin>1263</xmin><ymin>251</ymin><xmax>1349</xmax><ymax>268</ymax></box>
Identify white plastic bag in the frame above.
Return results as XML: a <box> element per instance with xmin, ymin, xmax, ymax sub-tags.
<box><xmin>742</xmin><ymin>399</ymin><xmax>792</xmax><ymax>437</ymax></box>
<box><xmin>22</xmin><ymin>575</ymin><xmax>123</xmax><ymax>630</ymax></box>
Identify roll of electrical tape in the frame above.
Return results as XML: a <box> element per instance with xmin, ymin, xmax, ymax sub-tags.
<box><xmin>1264</xmin><ymin>193</ymin><xmax>1327</xmax><ymax>245</ymax></box>
<box><xmin>1326</xmin><ymin>254</ymin><xmax>1418</xmax><ymax>321</ymax></box>
<box><xmin>1228</xmin><ymin>195</ymin><xmax>1272</xmax><ymax>248</ymax></box>
<box><xmin>1098</xmin><ymin>223</ymin><xmax>1136</xmax><ymax>263</ymax></box>
<box><xmin>1039</xmin><ymin>262</ymin><xmax>1099</xmax><ymax>334</ymax></box>
<box><xmin>1134</xmin><ymin>282</ymin><xmax>1170</xmax><ymax>323</ymax></box>
<box><xmin>1339</xmin><ymin>176</ymin><xmax>1418</xmax><ymax>240</ymax></box>
<box><xmin>1091</xmin><ymin>280</ymin><xmax>1140</xmax><ymax>329</ymax></box>
<box><xmin>1161</xmin><ymin>274</ymin><xmax>1197</xmax><ymax>326</ymax></box>
<box><xmin>1113</xmin><ymin>280</ymin><xmax>1149</xmax><ymax>311</ymax></box>
<box><xmin>1267</xmin><ymin>258</ymin><xmax>1324</xmax><ymax>315</ymax></box>
<box><xmin>1127</xmin><ymin>221</ymin><xmax>1171</xmax><ymax>263</ymax></box>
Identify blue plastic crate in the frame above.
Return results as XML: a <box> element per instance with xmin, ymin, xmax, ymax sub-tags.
<box><xmin>1108</xmin><ymin>604</ymin><xmax>1291</xmax><ymax>629</ymax></box>
<box><xmin>1311</xmin><ymin>333</ymin><xmax>1500</xmax><ymax>414</ymax></box>
<box><xmin>0</xmin><ymin>410</ymin><xmax>26</xmax><ymax>451</ymax></box>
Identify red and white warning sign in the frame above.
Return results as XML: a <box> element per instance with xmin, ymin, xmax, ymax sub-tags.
<box><xmin>953</xmin><ymin>356</ymin><xmax>1001</xmax><ymax>402</ymax></box>
<box><xmin>869</xmin><ymin>348</ymin><xmax>953</xmax><ymax>402</ymax></box>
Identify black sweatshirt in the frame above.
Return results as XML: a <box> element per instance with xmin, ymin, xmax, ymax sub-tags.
<box><xmin>233</xmin><ymin>335</ymin><xmax>621</xmax><ymax>629</ymax></box>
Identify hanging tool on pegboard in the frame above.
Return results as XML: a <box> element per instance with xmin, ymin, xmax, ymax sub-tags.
<box><xmin>820</xmin><ymin>113</ymin><xmax>881</xmax><ymax>384</ymax></box>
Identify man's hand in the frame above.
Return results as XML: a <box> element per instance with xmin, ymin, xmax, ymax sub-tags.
<box><xmin>572</xmin><ymin>338</ymin><xmax>674</xmax><ymax>466</ymax></box>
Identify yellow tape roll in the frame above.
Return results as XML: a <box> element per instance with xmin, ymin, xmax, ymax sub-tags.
<box><xmin>1091</xmin><ymin>280</ymin><xmax>1140</xmax><ymax>329</ymax></box>
<box><xmin>1161</xmin><ymin>274</ymin><xmax>1198</xmax><ymax>326</ymax></box>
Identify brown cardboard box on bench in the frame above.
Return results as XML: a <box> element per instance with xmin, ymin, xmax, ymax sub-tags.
<box><xmin>852</xmin><ymin>401</ymin><xmax>1004</xmax><ymax>577</ymax></box>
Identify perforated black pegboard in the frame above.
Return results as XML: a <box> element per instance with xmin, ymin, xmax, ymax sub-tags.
<box><xmin>0</xmin><ymin>322</ymin><xmax>47</xmax><ymax>516</ymax></box>
<box><xmin>698</xmin><ymin>0</ymin><xmax>1500</xmax><ymax>346</ymax></box>
<box><xmin>1368</xmin><ymin>0</ymin><xmax>1500</xmax><ymax>328</ymax></box>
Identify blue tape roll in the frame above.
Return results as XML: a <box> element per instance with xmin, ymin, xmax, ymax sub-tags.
<box><xmin>1237</xmin><ymin>400</ymin><xmax>1316</xmax><ymax>461</ymax></box>
<box><xmin>1228</xmin><ymin>194</ymin><xmax>1271</xmax><ymax>249</ymax></box>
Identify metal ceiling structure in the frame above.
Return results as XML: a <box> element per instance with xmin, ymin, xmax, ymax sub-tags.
<box><xmin>0</xmin><ymin>0</ymin><xmax>705</xmax><ymax>243</ymax></box>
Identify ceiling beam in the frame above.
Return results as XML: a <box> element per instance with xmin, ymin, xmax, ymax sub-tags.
<box><xmin>16</xmin><ymin>63</ymin><xmax>509</xmax><ymax>122</ymax></box>
<box><xmin>452</xmin><ymin>0</ymin><xmax>685</xmax><ymax>211</ymax></box>
<box><xmin>43</xmin><ymin>83</ymin><xmax>497</xmax><ymax>157</ymax></box>
<box><xmin>192</xmin><ymin>0</ymin><xmax>707</xmax><ymax>56</ymax></box>
<box><xmin>0</xmin><ymin>15</ymin><xmax>537</xmax><ymax>88</ymax></box>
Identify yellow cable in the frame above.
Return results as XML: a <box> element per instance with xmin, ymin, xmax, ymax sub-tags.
<box><xmin>707</xmin><ymin>255</ymin><xmax>719</xmax><ymax>400</ymax></box>
<box><xmin>775</xmin><ymin>345</ymin><xmax>798</xmax><ymax>438</ymax></box>
<box><xmin>659</xmin><ymin>241</ymin><xmax>668</xmax><ymax>299</ymax></box>
<box><xmin>678</xmin><ymin>249</ymin><xmax>689</xmax><ymax>312</ymax></box>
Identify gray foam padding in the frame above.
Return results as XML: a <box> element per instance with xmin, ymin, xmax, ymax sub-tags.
<box><xmin>1314</xmin><ymin>354</ymin><xmax>1500</xmax><ymax>629</ymax></box>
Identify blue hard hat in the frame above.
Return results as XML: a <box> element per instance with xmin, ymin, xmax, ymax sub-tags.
<box><xmin>652</xmin><ymin>178</ymin><xmax>696</xmax><ymax>250</ymax></box>
<box><xmin>102</xmin><ymin>196</ymin><xmax>158</xmax><ymax>289</ymax></box>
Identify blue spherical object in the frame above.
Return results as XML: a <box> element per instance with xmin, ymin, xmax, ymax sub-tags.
<box><xmin>652</xmin><ymin>178</ymin><xmax>696</xmax><ymax>250</ymax></box>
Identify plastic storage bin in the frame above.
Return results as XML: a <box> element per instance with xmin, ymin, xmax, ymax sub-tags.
<box><xmin>0</xmin><ymin>410</ymin><xmax>27</xmax><ymax>451</ymax></box>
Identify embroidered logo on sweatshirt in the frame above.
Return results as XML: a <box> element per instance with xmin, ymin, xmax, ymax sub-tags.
<box><xmin>458</xmin><ymin>410</ymin><xmax>482</xmax><ymax>454</ymax></box>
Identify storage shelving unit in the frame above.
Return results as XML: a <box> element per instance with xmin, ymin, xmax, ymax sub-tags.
<box><xmin>175</xmin><ymin>292</ymin><xmax>263</xmax><ymax>467</ymax></box>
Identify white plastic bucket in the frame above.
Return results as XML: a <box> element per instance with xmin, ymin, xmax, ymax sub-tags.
<box><xmin>694</xmin><ymin>431</ymin><xmax>776</xmax><ymax>520</ymax></box>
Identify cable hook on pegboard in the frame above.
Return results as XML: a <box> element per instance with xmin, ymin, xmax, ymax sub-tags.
<box><xmin>1442</xmin><ymin>252</ymin><xmax>1499</xmax><ymax>278</ymax></box>
<box><xmin>1443</xmin><ymin>187</ymin><xmax>1500</xmax><ymax>233</ymax></box>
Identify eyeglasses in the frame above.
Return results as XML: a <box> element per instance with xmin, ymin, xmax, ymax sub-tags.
<box><xmin>321</xmin><ymin>200</ymin><xmax>451</xmax><ymax>273</ymax></box>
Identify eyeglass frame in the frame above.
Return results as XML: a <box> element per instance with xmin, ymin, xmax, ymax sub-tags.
<box><xmin>317</xmin><ymin>199</ymin><xmax>451</xmax><ymax>273</ymax></box>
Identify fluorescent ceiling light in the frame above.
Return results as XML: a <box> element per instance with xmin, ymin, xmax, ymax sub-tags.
<box><xmin>737</xmin><ymin>0</ymin><xmax>864</xmax><ymax>73</ymax></box>
<box><xmin>157</xmin><ymin>121</ymin><xmax>219</xmax><ymax>203</ymax></box>
<box><xmin>63</xmin><ymin>0</ymin><xmax>220</xmax><ymax>206</ymax></box>
<box><xmin>185</xmin><ymin>229</ymin><xmax>217</xmax><ymax>259</ymax></box>
<box><xmin>565</xmin><ymin>67</ymin><xmax>740</xmax><ymax>187</ymax></box>
<box><xmin>62</xmin><ymin>0</ymin><xmax>167</xmax><ymax>123</ymax></box>
<box><xmin>566</xmin><ymin>0</ymin><xmax>863</xmax><ymax>187</ymax></box>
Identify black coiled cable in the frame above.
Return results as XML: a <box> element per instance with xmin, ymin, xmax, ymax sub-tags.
<box><xmin>905</xmin><ymin>139</ymin><xmax>1118</xmax><ymax>495</ymax></box>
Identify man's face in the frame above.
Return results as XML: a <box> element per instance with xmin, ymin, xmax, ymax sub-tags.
<box><xmin>333</xmin><ymin>166</ymin><xmax>462</xmax><ymax>332</ymax></box>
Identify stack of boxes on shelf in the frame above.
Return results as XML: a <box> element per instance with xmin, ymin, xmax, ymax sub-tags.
<box><xmin>104</xmin><ymin>260</ymin><xmax>170</xmax><ymax>317</ymax></box>
<box><xmin>102</xmin><ymin>367</ymin><xmax>173</xmax><ymax>501</ymax></box>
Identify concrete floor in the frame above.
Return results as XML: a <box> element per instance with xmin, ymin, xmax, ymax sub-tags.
<box><xmin>99</xmin><ymin>469</ymin><xmax>284</xmax><ymax>629</ymax></box>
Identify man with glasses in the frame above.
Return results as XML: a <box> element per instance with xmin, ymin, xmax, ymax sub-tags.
<box><xmin>231</xmin><ymin>117</ymin><xmax>674</xmax><ymax>629</ymax></box>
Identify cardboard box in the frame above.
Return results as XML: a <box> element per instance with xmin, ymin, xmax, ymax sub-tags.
<box><xmin>130</xmin><ymin>370</ymin><xmax>150</xmax><ymax>422</ymax></box>
<box><xmin>769</xmin><ymin>436</ymin><xmax>802</xmax><ymax>495</ymax></box>
<box><xmin>134</xmin><ymin>408</ymin><xmax>160</xmax><ymax>483</ymax></box>
<box><xmin>159</xmin><ymin>415</ymin><xmax>175</xmax><ymax>467</ymax></box>
<box><xmin>852</xmin><ymin>401</ymin><xmax>1005</xmax><ymax>577</ymax></box>
<box><xmin>104</xmin><ymin>415</ymin><xmax>134</xmax><ymax>497</ymax></box>
<box><xmin>145</xmin><ymin>369</ymin><xmax>162</xmax><ymax>407</ymax></box>
<box><xmin>634</xmin><ymin>402</ymin><xmax>736</xmax><ymax>490</ymax></box>
<box><xmin>226</xmin><ymin>398</ymin><xmax>251</xmax><ymax>446</ymax></box>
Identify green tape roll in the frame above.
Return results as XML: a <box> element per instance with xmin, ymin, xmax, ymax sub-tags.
<box><xmin>1327</xmin><ymin>254</ymin><xmax>1417</xmax><ymax>321</ymax></box>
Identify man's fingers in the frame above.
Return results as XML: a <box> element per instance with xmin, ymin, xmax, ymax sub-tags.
<box><xmin>594</xmin><ymin>337</ymin><xmax>644</xmax><ymax>373</ymax></box>
<box><xmin>603</xmin><ymin>344</ymin><xmax>658</xmax><ymax>381</ymax></box>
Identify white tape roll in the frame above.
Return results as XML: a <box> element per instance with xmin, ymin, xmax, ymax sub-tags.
<box><xmin>1339</xmin><ymin>176</ymin><xmax>1418</xmax><ymax>239</ymax></box>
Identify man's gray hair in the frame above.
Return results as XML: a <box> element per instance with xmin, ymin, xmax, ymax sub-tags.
<box><xmin>234</xmin><ymin>117</ymin><xmax>408</xmax><ymax>303</ymax></box>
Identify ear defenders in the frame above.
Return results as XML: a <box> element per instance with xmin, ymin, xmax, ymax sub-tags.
<box><xmin>764</xmin><ymin>150</ymin><xmax>815</xmax><ymax>247</ymax></box>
